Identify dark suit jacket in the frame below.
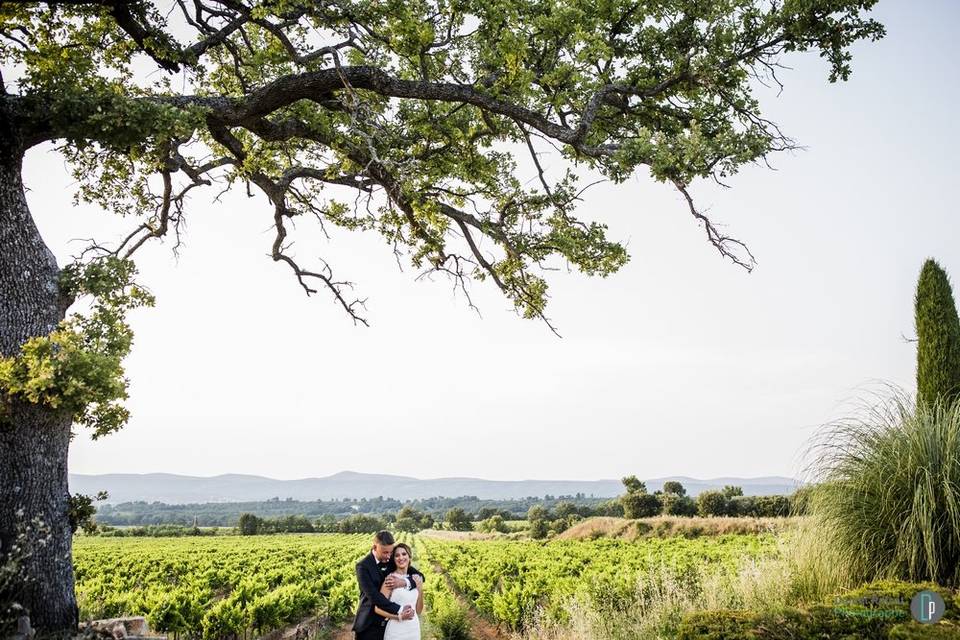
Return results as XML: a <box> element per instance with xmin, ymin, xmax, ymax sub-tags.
<box><xmin>352</xmin><ymin>552</ymin><xmax>426</xmax><ymax>632</ymax></box>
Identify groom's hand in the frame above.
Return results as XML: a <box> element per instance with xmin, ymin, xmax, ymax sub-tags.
<box><xmin>400</xmin><ymin>605</ymin><xmax>415</xmax><ymax>620</ymax></box>
<box><xmin>384</xmin><ymin>574</ymin><xmax>402</xmax><ymax>589</ymax></box>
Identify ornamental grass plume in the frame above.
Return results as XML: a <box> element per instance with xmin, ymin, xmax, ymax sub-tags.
<box><xmin>809</xmin><ymin>389</ymin><xmax>960</xmax><ymax>586</ymax></box>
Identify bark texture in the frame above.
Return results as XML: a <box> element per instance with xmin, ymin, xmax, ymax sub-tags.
<box><xmin>0</xmin><ymin>120</ymin><xmax>78</xmax><ymax>634</ymax></box>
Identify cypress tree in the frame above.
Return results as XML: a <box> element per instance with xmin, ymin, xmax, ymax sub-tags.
<box><xmin>915</xmin><ymin>259</ymin><xmax>960</xmax><ymax>407</ymax></box>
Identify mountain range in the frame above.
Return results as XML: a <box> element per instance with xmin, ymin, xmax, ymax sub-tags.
<box><xmin>69</xmin><ymin>471</ymin><xmax>801</xmax><ymax>504</ymax></box>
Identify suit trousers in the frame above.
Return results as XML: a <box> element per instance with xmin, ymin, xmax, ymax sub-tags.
<box><xmin>356</xmin><ymin>619</ymin><xmax>387</xmax><ymax>640</ymax></box>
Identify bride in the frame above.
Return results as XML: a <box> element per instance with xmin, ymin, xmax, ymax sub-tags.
<box><xmin>374</xmin><ymin>543</ymin><xmax>424</xmax><ymax>640</ymax></box>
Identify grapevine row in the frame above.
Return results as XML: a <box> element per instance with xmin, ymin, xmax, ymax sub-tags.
<box><xmin>73</xmin><ymin>533</ymin><xmax>370</xmax><ymax>638</ymax></box>
<box><xmin>421</xmin><ymin>534</ymin><xmax>775</xmax><ymax>631</ymax></box>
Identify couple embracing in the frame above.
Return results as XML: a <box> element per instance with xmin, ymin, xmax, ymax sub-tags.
<box><xmin>352</xmin><ymin>530</ymin><xmax>426</xmax><ymax>640</ymax></box>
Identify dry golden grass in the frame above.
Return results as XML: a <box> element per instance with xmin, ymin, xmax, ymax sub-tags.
<box><xmin>557</xmin><ymin>515</ymin><xmax>798</xmax><ymax>540</ymax></box>
<box><xmin>418</xmin><ymin>528</ymin><xmax>518</xmax><ymax>541</ymax></box>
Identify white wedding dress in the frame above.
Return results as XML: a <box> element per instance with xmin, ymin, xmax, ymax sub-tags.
<box><xmin>383</xmin><ymin>576</ymin><xmax>421</xmax><ymax>640</ymax></box>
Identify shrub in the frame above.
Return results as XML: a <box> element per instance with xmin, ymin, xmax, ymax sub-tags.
<box><xmin>915</xmin><ymin>258</ymin><xmax>960</xmax><ymax>408</ymax></box>
<box><xmin>727</xmin><ymin>496</ymin><xmax>754</xmax><ymax>517</ymax></box>
<box><xmin>663</xmin><ymin>481</ymin><xmax>687</xmax><ymax>496</ymax></box>
<box><xmin>835</xmin><ymin>580</ymin><xmax>956</xmax><ymax>621</ymax></box>
<box><xmin>622</xmin><ymin>492</ymin><xmax>661</xmax><ymax>518</ymax></box>
<box><xmin>888</xmin><ymin>623</ymin><xmax>960</xmax><ymax>639</ymax></box>
<box><xmin>622</xmin><ymin>475</ymin><xmax>646</xmax><ymax>493</ymax></box>
<box><xmin>445</xmin><ymin>508</ymin><xmax>473</xmax><ymax>531</ymax></box>
<box><xmin>677</xmin><ymin>581</ymin><xmax>959</xmax><ymax>640</ymax></box>
<box><xmin>722</xmin><ymin>485</ymin><xmax>744</xmax><ymax>498</ymax></box>
<box><xmin>728</xmin><ymin>495</ymin><xmax>791</xmax><ymax>517</ymax></box>
<box><xmin>476</xmin><ymin>515</ymin><xmax>509</xmax><ymax>534</ymax></box>
<box><xmin>620</xmin><ymin>476</ymin><xmax>661</xmax><ymax>519</ymax></box>
<box><xmin>697</xmin><ymin>490</ymin><xmax>729</xmax><ymax>517</ymax></box>
<box><xmin>237</xmin><ymin>513</ymin><xmax>260</xmax><ymax>535</ymax></box>
<box><xmin>529</xmin><ymin>518</ymin><xmax>549</xmax><ymax>539</ymax></box>
<box><xmin>429</xmin><ymin>598</ymin><xmax>471</xmax><ymax>640</ymax></box>
<box><xmin>756</xmin><ymin>495</ymin><xmax>791</xmax><ymax>517</ymax></box>
<box><xmin>677</xmin><ymin>606</ymin><xmax>891</xmax><ymax>640</ymax></box>
<box><xmin>594</xmin><ymin>499</ymin><xmax>624</xmax><ymax>517</ymax></box>
<box><xmin>338</xmin><ymin>514</ymin><xmax>388</xmax><ymax>533</ymax></box>
<box><xmin>548</xmin><ymin>516</ymin><xmax>580</xmax><ymax>535</ymax></box>
<box><xmin>553</xmin><ymin>501</ymin><xmax>581</xmax><ymax>518</ymax></box>
<box><xmin>396</xmin><ymin>506</ymin><xmax>433</xmax><ymax>532</ymax></box>
<box><xmin>811</xmin><ymin>391</ymin><xmax>960</xmax><ymax>586</ymax></box>
<box><xmin>662</xmin><ymin>494</ymin><xmax>697</xmax><ymax>517</ymax></box>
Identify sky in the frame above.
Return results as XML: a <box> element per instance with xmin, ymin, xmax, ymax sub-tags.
<box><xmin>18</xmin><ymin>2</ymin><xmax>960</xmax><ymax>482</ymax></box>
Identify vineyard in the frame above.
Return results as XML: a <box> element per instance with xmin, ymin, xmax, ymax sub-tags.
<box><xmin>419</xmin><ymin>533</ymin><xmax>776</xmax><ymax>631</ymax></box>
<box><xmin>73</xmin><ymin>532</ymin><xmax>777</xmax><ymax>639</ymax></box>
<box><xmin>73</xmin><ymin>534</ymin><xmax>369</xmax><ymax>638</ymax></box>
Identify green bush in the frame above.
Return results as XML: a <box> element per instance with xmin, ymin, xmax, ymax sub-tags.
<box><xmin>445</xmin><ymin>508</ymin><xmax>474</xmax><ymax>531</ymax></box>
<box><xmin>677</xmin><ymin>606</ymin><xmax>892</xmax><ymax>640</ymax></box>
<box><xmin>476</xmin><ymin>515</ymin><xmax>509</xmax><ymax>533</ymax></box>
<box><xmin>677</xmin><ymin>582</ymin><xmax>959</xmax><ymax>640</ymax></box>
<box><xmin>662</xmin><ymin>481</ymin><xmax>687</xmax><ymax>496</ymax></box>
<box><xmin>888</xmin><ymin>622</ymin><xmax>960</xmax><ymax>639</ymax></box>
<box><xmin>337</xmin><ymin>514</ymin><xmax>388</xmax><ymax>533</ymax></box>
<box><xmin>529</xmin><ymin>518</ymin><xmax>549</xmax><ymax>539</ymax></box>
<box><xmin>620</xmin><ymin>476</ymin><xmax>662</xmax><ymax>518</ymax></box>
<box><xmin>728</xmin><ymin>495</ymin><xmax>791</xmax><ymax>517</ymax></box>
<box><xmin>833</xmin><ymin>581</ymin><xmax>957</xmax><ymax>621</ymax></box>
<box><xmin>811</xmin><ymin>393</ymin><xmax>960</xmax><ymax>586</ymax></box>
<box><xmin>676</xmin><ymin>610</ymin><xmax>757</xmax><ymax>640</ymax></box>
<box><xmin>622</xmin><ymin>492</ymin><xmax>661</xmax><ymax>518</ymax></box>
<box><xmin>662</xmin><ymin>494</ymin><xmax>697</xmax><ymax>516</ymax></box>
<box><xmin>429</xmin><ymin>599</ymin><xmax>471</xmax><ymax>640</ymax></box>
<box><xmin>722</xmin><ymin>485</ymin><xmax>744</xmax><ymax>498</ymax></box>
<box><xmin>238</xmin><ymin>513</ymin><xmax>263</xmax><ymax>535</ymax></box>
<box><xmin>756</xmin><ymin>495</ymin><xmax>791</xmax><ymax>517</ymax></box>
<box><xmin>548</xmin><ymin>516</ymin><xmax>580</xmax><ymax>535</ymax></box>
<box><xmin>697</xmin><ymin>490</ymin><xmax>729</xmax><ymax>517</ymax></box>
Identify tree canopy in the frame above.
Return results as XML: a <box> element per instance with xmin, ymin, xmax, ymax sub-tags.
<box><xmin>0</xmin><ymin>0</ymin><xmax>885</xmax><ymax>436</ymax></box>
<box><xmin>2</xmin><ymin>0</ymin><xmax>883</xmax><ymax>323</ymax></box>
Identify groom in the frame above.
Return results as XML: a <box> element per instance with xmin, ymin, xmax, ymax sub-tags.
<box><xmin>352</xmin><ymin>530</ymin><xmax>426</xmax><ymax>640</ymax></box>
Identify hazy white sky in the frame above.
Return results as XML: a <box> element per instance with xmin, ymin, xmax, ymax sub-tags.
<box><xmin>21</xmin><ymin>2</ymin><xmax>960</xmax><ymax>482</ymax></box>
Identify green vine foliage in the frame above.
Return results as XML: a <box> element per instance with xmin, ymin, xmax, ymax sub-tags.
<box><xmin>0</xmin><ymin>258</ymin><xmax>154</xmax><ymax>438</ymax></box>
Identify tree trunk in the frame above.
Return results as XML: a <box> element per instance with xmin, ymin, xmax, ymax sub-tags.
<box><xmin>0</xmin><ymin>140</ymin><xmax>78</xmax><ymax>634</ymax></box>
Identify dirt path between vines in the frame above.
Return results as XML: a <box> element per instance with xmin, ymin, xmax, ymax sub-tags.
<box><xmin>325</xmin><ymin>553</ymin><xmax>508</xmax><ymax>640</ymax></box>
<box><xmin>325</xmin><ymin>593</ymin><xmax>505</xmax><ymax>640</ymax></box>
<box><xmin>328</xmin><ymin>625</ymin><xmax>353</xmax><ymax>640</ymax></box>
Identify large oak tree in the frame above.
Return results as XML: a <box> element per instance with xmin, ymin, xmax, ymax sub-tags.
<box><xmin>0</xmin><ymin>0</ymin><xmax>881</xmax><ymax>633</ymax></box>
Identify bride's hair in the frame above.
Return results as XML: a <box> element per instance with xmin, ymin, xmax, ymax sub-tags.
<box><xmin>386</xmin><ymin>542</ymin><xmax>413</xmax><ymax>574</ymax></box>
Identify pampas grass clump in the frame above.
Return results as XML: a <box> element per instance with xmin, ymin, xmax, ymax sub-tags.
<box><xmin>810</xmin><ymin>390</ymin><xmax>960</xmax><ymax>586</ymax></box>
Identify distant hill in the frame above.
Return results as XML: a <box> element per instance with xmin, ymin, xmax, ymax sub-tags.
<box><xmin>69</xmin><ymin>471</ymin><xmax>801</xmax><ymax>504</ymax></box>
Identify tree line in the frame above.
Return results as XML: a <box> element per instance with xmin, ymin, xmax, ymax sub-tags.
<box><xmin>619</xmin><ymin>478</ymin><xmax>800</xmax><ymax>519</ymax></box>
<box><xmin>92</xmin><ymin>494</ymin><xmax>614</xmax><ymax>527</ymax></box>
<box><xmin>81</xmin><ymin>481</ymin><xmax>804</xmax><ymax>538</ymax></box>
